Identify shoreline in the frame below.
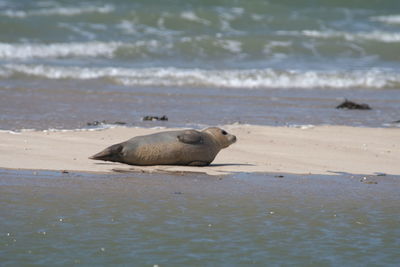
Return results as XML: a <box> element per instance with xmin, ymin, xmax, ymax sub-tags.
<box><xmin>1</xmin><ymin>124</ymin><xmax>399</xmax><ymax>176</ymax></box>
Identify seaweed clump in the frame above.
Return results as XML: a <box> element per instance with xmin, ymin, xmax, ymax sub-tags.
<box><xmin>336</xmin><ymin>99</ymin><xmax>371</xmax><ymax>110</ymax></box>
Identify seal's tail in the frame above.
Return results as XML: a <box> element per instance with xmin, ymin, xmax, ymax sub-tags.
<box><xmin>89</xmin><ymin>143</ymin><xmax>123</xmax><ymax>162</ymax></box>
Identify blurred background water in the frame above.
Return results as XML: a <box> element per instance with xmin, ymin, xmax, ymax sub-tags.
<box><xmin>0</xmin><ymin>0</ymin><xmax>400</xmax><ymax>129</ymax></box>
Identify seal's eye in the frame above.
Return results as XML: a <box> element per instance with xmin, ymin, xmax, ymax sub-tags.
<box><xmin>221</xmin><ymin>130</ymin><xmax>227</xmax><ymax>135</ymax></box>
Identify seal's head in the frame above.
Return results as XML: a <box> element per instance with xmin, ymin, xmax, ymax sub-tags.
<box><xmin>203</xmin><ymin>127</ymin><xmax>237</xmax><ymax>149</ymax></box>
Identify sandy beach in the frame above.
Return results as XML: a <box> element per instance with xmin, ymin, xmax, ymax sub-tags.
<box><xmin>1</xmin><ymin>124</ymin><xmax>399</xmax><ymax>176</ymax></box>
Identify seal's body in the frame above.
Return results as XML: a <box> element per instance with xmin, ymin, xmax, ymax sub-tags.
<box><xmin>89</xmin><ymin>127</ymin><xmax>236</xmax><ymax>166</ymax></box>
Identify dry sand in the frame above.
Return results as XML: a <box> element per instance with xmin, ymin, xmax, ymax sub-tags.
<box><xmin>0</xmin><ymin>125</ymin><xmax>399</xmax><ymax>176</ymax></box>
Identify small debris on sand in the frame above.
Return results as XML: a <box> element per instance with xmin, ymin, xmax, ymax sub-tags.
<box><xmin>113</xmin><ymin>121</ymin><xmax>127</xmax><ymax>125</ymax></box>
<box><xmin>142</xmin><ymin>115</ymin><xmax>168</xmax><ymax>121</ymax></box>
<box><xmin>360</xmin><ymin>176</ymin><xmax>378</xmax><ymax>184</ymax></box>
<box><xmin>87</xmin><ymin>120</ymin><xmax>127</xmax><ymax>126</ymax></box>
<box><xmin>87</xmin><ymin>120</ymin><xmax>105</xmax><ymax>126</ymax></box>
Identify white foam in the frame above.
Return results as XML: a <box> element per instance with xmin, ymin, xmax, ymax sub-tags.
<box><xmin>371</xmin><ymin>15</ymin><xmax>400</xmax><ymax>25</ymax></box>
<box><xmin>382</xmin><ymin>122</ymin><xmax>400</xmax><ymax>128</ymax></box>
<box><xmin>279</xmin><ymin>30</ymin><xmax>400</xmax><ymax>43</ymax></box>
<box><xmin>180</xmin><ymin>11</ymin><xmax>211</xmax><ymax>25</ymax></box>
<box><xmin>216</xmin><ymin>7</ymin><xmax>244</xmax><ymax>33</ymax></box>
<box><xmin>0</xmin><ymin>130</ymin><xmax>21</xmax><ymax>134</ymax></box>
<box><xmin>57</xmin><ymin>23</ymin><xmax>97</xmax><ymax>40</ymax></box>
<box><xmin>116</xmin><ymin>19</ymin><xmax>180</xmax><ymax>37</ymax></box>
<box><xmin>1</xmin><ymin>10</ymin><xmax>26</xmax><ymax>18</ymax></box>
<box><xmin>217</xmin><ymin>7</ymin><xmax>244</xmax><ymax>20</ymax></box>
<box><xmin>263</xmin><ymin>41</ymin><xmax>292</xmax><ymax>55</ymax></box>
<box><xmin>117</xmin><ymin>20</ymin><xmax>138</xmax><ymax>34</ymax></box>
<box><xmin>0</xmin><ymin>42</ymin><xmax>122</xmax><ymax>59</ymax></box>
<box><xmin>114</xmin><ymin>68</ymin><xmax>400</xmax><ymax>89</ymax></box>
<box><xmin>42</xmin><ymin>124</ymin><xmax>123</xmax><ymax>133</ymax></box>
<box><xmin>288</xmin><ymin>124</ymin><xmax>315</xmax><ymax>130</ymax></box>
<box><xmin>4</xmin><ymin>64</ymin><xmax>117</xmax><ymax>79</ymax></box>
<box><xmin>3</xmin><ymin>64</ymin><xmax>400</xmax><ymax>89</ymax></box>
<box><xmin>1</xmin><ymin>124</ymin><xmax>129</xmax><ymax>134</ymax></box>
<box><xmin>1</xmin><ymin>5</ymin><xmax>114</xmax><ymax>18</ymax></box>
<box><xmin>251</xmin><ymin>14</ymin><xmax>264</xmax><ymax>21</ymax></box>
<box><xmin>215</xmin><ymin>39</ymin><xmax>242</xmax><ymax>53</ymax></box>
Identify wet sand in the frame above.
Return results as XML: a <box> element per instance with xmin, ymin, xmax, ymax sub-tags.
<box><xmin>2</xmin><ymin>82</ymin><xmax>400</xmax><ymax>131</ymax></box>
<box><xmin>1</xmin><ymin>124</ymin><xmax>399</xmax><ymax>176</ymax></box>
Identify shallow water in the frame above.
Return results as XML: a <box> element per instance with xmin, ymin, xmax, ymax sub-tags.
<box><xmin>1</xmin><ymin>169</ymin><xmax>399</xmax><ymax>266</ymax></box>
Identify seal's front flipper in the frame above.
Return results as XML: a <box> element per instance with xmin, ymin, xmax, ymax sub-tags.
<box><xmin>89</xmin><ymin>143</ymin><xmax>124</xmax><ymax>163</ymax></box>
<box><xmin>177</xmin><ymin>130</ymin><xmax>203</xmax><ymax>144</ymax></box>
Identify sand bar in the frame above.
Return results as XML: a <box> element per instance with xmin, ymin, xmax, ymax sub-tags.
<box><xmin>0</xmin><ymin>125</ymin><xmax>399</xmax><ymax>176</ymax></box>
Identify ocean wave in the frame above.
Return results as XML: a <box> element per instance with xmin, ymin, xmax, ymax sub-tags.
<box><xmin>180</xmin><ymin>11</ymin><xmax>211</xmax><ymax>25</ymax></box>
<box><xmin>0</xmin><ymin>39</ymin><xmax>253</xmax><ymax>60</ymax></box>
<box><xmin>2</xmin><ymin>64</ymin><xmax>400</xmax><ymax>89</ymax></box>
<box><xmin>370</xmin><ymin>15</ymin><xmax>400</xmax><ymax>25</ymax></box>
<box><xmin>0</xmin><ymin>42</ymin><xmax>122</xmax><ymax>59</ymax></box>
<box><xmin>115</xmin><ymin>68</ymin><xmax>400</xmax><ymax>89</ymax></box>
<box><xmin>1</xmin><ymin>5</ymin><xmax>114</xmax><ymax>18</ymax></box>
<box><xmin>214</xmin><ymin>39</ymin><xmax>242</xmax><ymax>53</ymax></box>
<box><xmin>279</xmin><ymin>30</ymin><xmax>400</xmax><ymax>43</ymax></box>
<box><xmin>263</xmin><ymin>41</ymin><xmax>292</xmax><ymax>55</ymax></box>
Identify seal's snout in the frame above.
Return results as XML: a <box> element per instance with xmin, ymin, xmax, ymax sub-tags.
<box><xmin>231</xmin><ymin>135</ymin><xmax>237</xmax><ymax>143</ymax></box>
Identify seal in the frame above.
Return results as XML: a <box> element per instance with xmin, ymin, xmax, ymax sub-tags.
<box><xmin>89</xmin><ymin>127</ymin><xmax>236</xmax><ymax>166</ymax></box>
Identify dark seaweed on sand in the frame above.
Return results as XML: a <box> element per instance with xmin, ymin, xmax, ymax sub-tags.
<box><xmin>142</xmin><ymin>115</ymin><xmax>168</xmax><ymax>121</ymax></box>
<box><xmin>336</xmin><ymin>99</ymin><xmax>371</xmax><ymax>110</ymax></box>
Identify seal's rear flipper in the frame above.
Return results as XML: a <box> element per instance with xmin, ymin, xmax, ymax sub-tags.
<box><xmin>89</xmin><ymin>143</ymin><xmax>123</xmax><ymax>163</ymax></box>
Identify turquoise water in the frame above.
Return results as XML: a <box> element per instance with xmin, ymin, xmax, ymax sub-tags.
<box><xmin>1</xmin><ymin>0</ymin><xmax>400</xmax><ymax>130</ymax></box>
<box><xmin>1</xmin><ymin>0</ymin><xmax>400</xmax><ymax>88</ymax></box>
<box><xmin>1</xmin><ymin>169</ymin><xmax>399</xmax><ymax>266</ymax></box>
